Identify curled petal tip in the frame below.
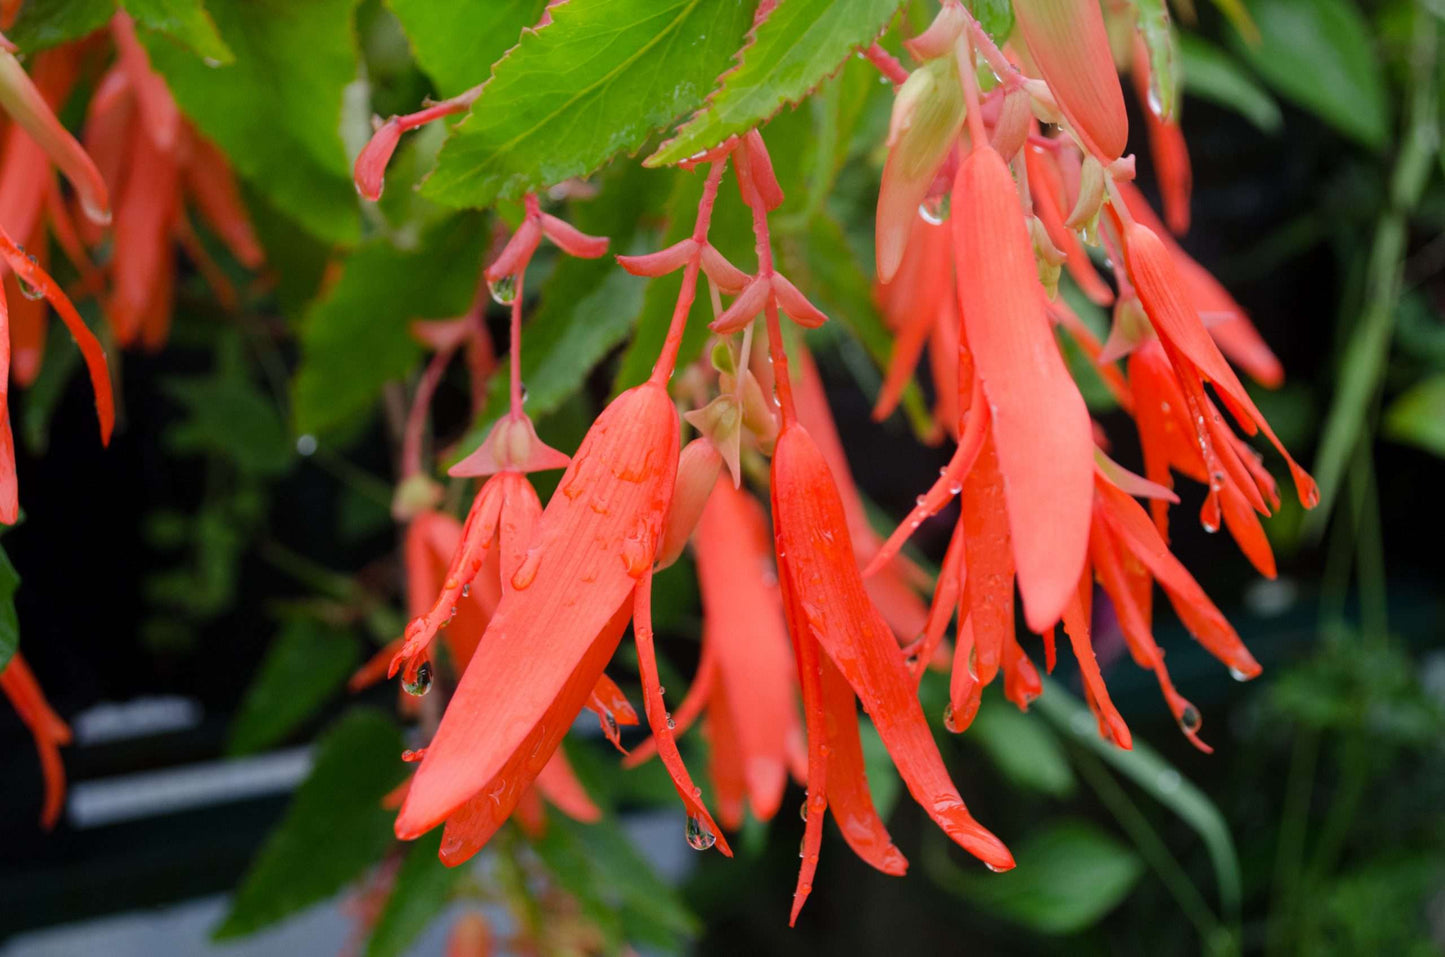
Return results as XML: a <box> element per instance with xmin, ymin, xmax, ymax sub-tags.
<box><xmin>354</xmin><ymin>116</ymin><xmax>403</xmax><ymax>202</ymax></box>
<box><xmin>539</xmin><ymin>212</ymin><xmax>609</xmax><ymax>258</ymax></box>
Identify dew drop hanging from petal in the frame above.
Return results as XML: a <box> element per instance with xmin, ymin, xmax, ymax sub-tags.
<box><xmin>487</xmin><ymin>274</ymin><xmax>517</xmax><ymax>305</ymax></box>
<box><xmin>685</xmin><ymin>814</ymin><xmax>717</xmax><ymax>851</ymax></box>
<box><xmin>402</xmin><ymin>660</ymin><xmax>433</xmax><ymax>696</ymax></box>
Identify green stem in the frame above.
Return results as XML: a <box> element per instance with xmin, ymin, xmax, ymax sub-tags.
<box><xmin>1072</xmin><ymin>747</ymin><xmax>1233</xmax><ymax>955</ymax></box>
<box><xmin>1264</xmin><ymin>727</ymin><xmax>1319</xmax><ymax>957</ymax></box>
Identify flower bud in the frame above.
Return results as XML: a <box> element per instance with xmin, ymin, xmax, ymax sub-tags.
<box><xmin>1098</xmin><ymin>294</ymin><xmax>1156</xmax><ymax>363</ymax></box>
<box><xmin>655</xmin><ymin>438</ymin><xmax>723</xmax><ymax>569</ymax></box>
<box><xmin>876</xmin><ymin>57</ymin><xmax>966</xmax><ymax>283</ymax></box>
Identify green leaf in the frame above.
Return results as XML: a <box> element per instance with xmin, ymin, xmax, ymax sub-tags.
<box><xmin>292</xmin><ymin>213</ymin><xmax>489</xmax><ymax>438</ymax></box>
<box><xmin>1384</xmin><ymin>375</ymin><xmax>1445</xmax><ymax>458</ymax></box>
<box><xmin>0</xmin><ymin>545</ymin><xmax>21</xmax><ymax>672</ymax></box>
<box><xmin>925</xmin><ymin>821</ymin><xmax>1142</xmax><ymax>934</ymax></box>
<box><xmin>422</xmin><ymin>0</ymin><xmax>754</xmax><ymax>209</ymax></box>
<box><xmin>531</xmin><ymin>814</ymin><xmax>698</xmax><ymax>951</ymax></box>
<box><xmin>140</xmin><ymin>0</ymin><xmax>362</xmax><ymax>243</ymax></box>
<box><xmin>227</xmin><ymin>620</ymin><xmax>360</xmax><ymax>756</ymax></box>
<box><xmin>1228</xmin><ymin>0</ymin><xmax>1388</xmax><ymax>150</ymax></box>
<box><xmin>216</xmin><ymin>709</ymin><xmax>406</xmax><ymax>939</ymax></box>
<box><xmin>122</xmin><ymin>0</ymin><xmax>233</xmax><ymax>63</ymax></box>
<box><xmin>966</xmin><ymin>0</ymin><xmax>1014</xmax><ymax>46</ymax></box>
<box><xmin>365</xmin><ymin>830</ymin><xmax>462</xmax><ymax>957</ymax></box>
<box><xmin>787</xmin><ymin>212</ymin><xmax>934</xmax><ymax>438</ymax></box>
<box><xmin>162</xmin><ymin>373</ymin><xmax>292</xmax><ymax>476</ymax></box>
<box><xmin>386</xmin><ymin>0</ymin><xmax>546</xmax><ymax>98</ymax></box>
<box><xmin>1131</xmin><ymin>0</ymin><xmax>1177</xmax><ymax>120</ymax></box>
<box><xmin>649</xmin><ymin>0</ymin><xmax>904</xmax><ymax>166</ymax></box>
<box><xmin>1178</xmin><ymin>35</ymin><xmax>1281</xmax><ymax>133</ymax></box>
<box><xmin>858</xmin><ymin>719</ymin><xmax>901</xmax><ymax>819</ymax></box>
<box><xmin>968</xmin><ymin>703</ymin><xmax>1076</xmax><ymax>798</ymax></box>
<box><xmin>7</xmin><ymin>0</ymin><xmax>113</xmax><ymax>51</ymax></box>
<box><xmin>1034</xmin><ymin>678</ymin><xmax>1243</xmax><ymax>920</ymax></box>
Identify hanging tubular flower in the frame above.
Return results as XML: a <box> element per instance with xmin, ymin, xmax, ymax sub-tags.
<box><xmin>952</xmin><ymin>144</ymin><xmax>1093</xmax><ymax>632</ymax></box>
<box><xmin>1081</xmin><ymin>464</ymin><xmax>1262</xmax><ymax>750</ymax></box>
<box><xmin>1131</xmin><ymin>35</ymin><xmax>1191</xmax><ymax>236</ymax></box>
<box><xmin>772</xmin><ymin>419</ymin><xmax>1012</xmax><ymax>922</ymax></box>
<box><xmin>1121</xmin><ymin>217</ymin><xmax>1317</xmax><ymax>514</ymax></box>
<box><xmin>1</xmin><ymin>653</ymin><xmax>72</xmax><ymax>829</ymax></box>
<box><xmin>793</xmin><ymin>347</ymin><xmax>929</xmax><ymax>641</ymax></box>
<box><xmin>394</xmin><ymin>380</ymin><xmax>732</xmax><ymax>861</ymax></box>
<box><xmin>0</xmin><ymin>43</ymin><xmax>109</xmax><ymax>224</ymax></box>
<box><xmin>1117</xmin><ymin>182</ymin><xmax>1283</xmax><ymax>387</ymax></box>
<box><xmin>79</xmin><ymin>13</ymin><xmax>264</xmax><ymax>350</ymax></box>
<box><xmin>1010</xmin><ymin>0</ymin><xmax>1129</xmax><ymax>161</ymax></box>
<box><xmin>873</xmin><ymin>215</ymin><xmax>960</xmax><ymax>431</ymax></box>
<box><xmin>628</xmin><ymin>477</ymin><xmax>802</xmax><ymax>831</ymax></box>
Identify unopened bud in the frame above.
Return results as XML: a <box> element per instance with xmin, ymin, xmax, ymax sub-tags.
<box><xmin>990</xmin><ymin>90</ymin><xmax>1033</xmax><ymax>163</ymax></box>
<box><xmin>1098</xmin><ymin>295</ymin><xmax>1156</xmax><ymax>364</ymax></box>
<box><xmin>391</xmin><ymin>473</ymin><xmax>443</xmax><ymax>521</ymax></box>
<box><xmin>656</xmin><ymin>439</ymin><xmax>723</xmax><ymax>569</ymax></box>
<box><xmin>1029</xmin><ymin>217</ymin><xmax>1065</xmax><ymax>299</ymax></box>
<box><xmin>904</xmin><ymin>2</ymin><xmax>967</xmax><ymax>61</ymax></box>
<box><xmin>734</xmin><ymin>369</ymin><xmax>779</xmax><ymax>453</ymax></box>
<box><xmin>1065</xmin><ymin>155</ymin><xmax>1107</xmax><ymax>231</ymax></box>
<box><xmin>877</xmin><ymin>56</ymin><xmax>966</xmax><ymax>282</ymax></box>
<box><xmin>684</xmin><ymin>394</ymin><xmax>743</xmax><ymax>484</ymax></box>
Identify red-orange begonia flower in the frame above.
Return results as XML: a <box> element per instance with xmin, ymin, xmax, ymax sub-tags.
<box><xmin>1</xmin><ymin>652</ymin><xmax>72</xmax><ymax>828</ymax></box>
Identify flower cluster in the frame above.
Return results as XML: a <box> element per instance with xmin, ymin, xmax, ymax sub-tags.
<box><xmin>357</xmin><ymin>0</ymin><xmax>1316</xmax><ymax>925</ymax></box>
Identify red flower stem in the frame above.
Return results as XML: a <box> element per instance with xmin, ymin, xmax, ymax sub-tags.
<box><xmin>402</xmin><ymin>343</ymin><xmax>459</xmax><ymax>478</ymax></box>
<box><xmin>740</xmin><ymin>181</ymin><xmax>798</xmax><ymax>426</ymax></box>
<box><xmin>650</xmin><ymin>160</ymin><xmax>728</xmax><ymax>384</ymax></box>
<box><xmin>507</xmin><ymin>194</ymin><xmax>543</xmax><ymax>418</ymax></box>
<box><xmin>396</xmin><ymin>85</ymin><xmax>482</xmax><ymax>133</ymax></box>
<box><xmin>957</xmin><ymin>36</ymin><xmax>989</xmax><ymax>147</ymax></box>
<box><xmin>862</xmin><ymin>43</ymin><xmax>909</xmax><ymax>85</ymax></box>
<box><xmin>957</xmin><ymin>7</ymin><xmax>1025</xmax><ymax>93</ymax></box>
<box><xmin>508</xmin><ymin>269</ymin><xmax>527</xmax><ymax>418</ymax></box>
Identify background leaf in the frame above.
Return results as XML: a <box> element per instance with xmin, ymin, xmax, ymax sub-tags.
<box><xmin>122</xmin><ymin>0</ymin><xmax>232</xmax><ymax>63</ymax></box>
<box><xmin>968</xmin><ymin>702</ymin><xmax>1076</xmax><ymax>798</ymax></box>
<box><xmin>141</xmin><ymin>0</ymin><xmax>363</xmax><ymax>243</ymax></box>
<box><xmin>924</xmin><ymin>821</ymin><xmax>1143</xmax><ymax>934</ymax></box>
<box><xmin>1383</xmin><ymin>375</ymin><xmax>1445</xmax><ymax>458</ymax></box>
<box><xmin>364</xmin><ymin>830</ymin><xmax>462</xmax><ymax>957</ymax></box>
<box><xmin>1228</xmin><ymin>0</ymin><xmax>1388</xmax><ymax>149</ymax></box>
<box><xmin>215</xmin><ymin>709</ymin><xmax>405</xmax><ymax>938</ymax></box>
<box><xmin>0</xmin><ymin>545</ymin><xmax>20</xmax><ymax>672</ymax></box>
<box><xmin>385</xmin><ymin>0</ymin><xmax>545</xmax><ymax>98</ymax></box>
<box><xmin>227</xmin><ymin>619</ymin><xmax>360</xmax><ymax>756</ymax></box>
<box><xmin>422</xmin><ymin>0</ymin><xmax>755</xmax><ymax>209</ymax></box>
<box><xmin>292</xmin><ymin>213</ymin><xmax>489</xmax><ymax>438</ymax></box>
<box><xmin>649</xmin><ymin>0</ymin><xmax>903</xmax><ymax>166</ymax></box>
<box><xmin>1178</xmin><ymin>35</ymin><xmax>1282</xmax><ymax>133</ymax></box>
<box><xmin>1035</xmin><ymin>679</ymin><xmax>1243</xmax><ymax>920</ymax></box>
<box><xmin>7</xmin><ymin>0</ymin><xmax>113</xmax><ymax>51</ymax></box>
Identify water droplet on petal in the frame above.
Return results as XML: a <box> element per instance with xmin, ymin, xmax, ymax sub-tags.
<box><xmin>986</xmin><ymin>862</ymin><xmax>1007</xmax><ymax>873</ymax></box>
<box><xmin>666</xmin><ymin>712</ymin><xmax>676</xmax><ymax>730</ymax></box>
<box><xmin>461</xmin><ymin>583</ymin><xmax>470</xmax><ymax>597</ymax></box>
<box><xmin>402</xmin><ymin>661</ymin><xmax>433</xmax><ymax>696</ymax></box>
<box><xmin>487</xmin><ymin>273</ymin><xmax>517</xmax><ymax>305</ymax></box>
<box><xmin>943</xmin><ymin>703</ymin><xmax>960</xmax><ymax>733</ymax></box>
<box><xmin>510</xmin><ymin>549</ymin><xmax>542</xmax><ymax>589</ymax></box>
<box><xmin>685</xmin><ymin>814</ymin><xmax>716</xmax><ymax>851</ymax></box>
<box><xmin>918</xmin><ymin>192</ymin><xmax>951</xmax><ymax>225</ymax></box>
<box><xmin>1179</xmin><ymin>706</ymin><xmax>1202</xmax><ymax>733</ymax></box>
<box><xmin>1228</xmin><ymin>666</ymin><xmax>1254</xmax><ymax>683</ymax></box>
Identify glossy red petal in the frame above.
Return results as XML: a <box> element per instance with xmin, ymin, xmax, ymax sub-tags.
<box><xmin>396</xmin><ymin>384</ymin><xmax>679</xmax><ymax>839</ymax></box>
<box><xmin>1012</xmin><ymin>0</ymin><xmax>1129</xmax><ymax>160</ymax></box>
<box><xmin>771</xmin><ymin>423</ymin><xmax>1013</xmax><ymax>871</ymax></box>
<box><xmin>953</xmin><ymin>147</ymin><xmax>1092</xmax><ymax>632</ymax></box>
